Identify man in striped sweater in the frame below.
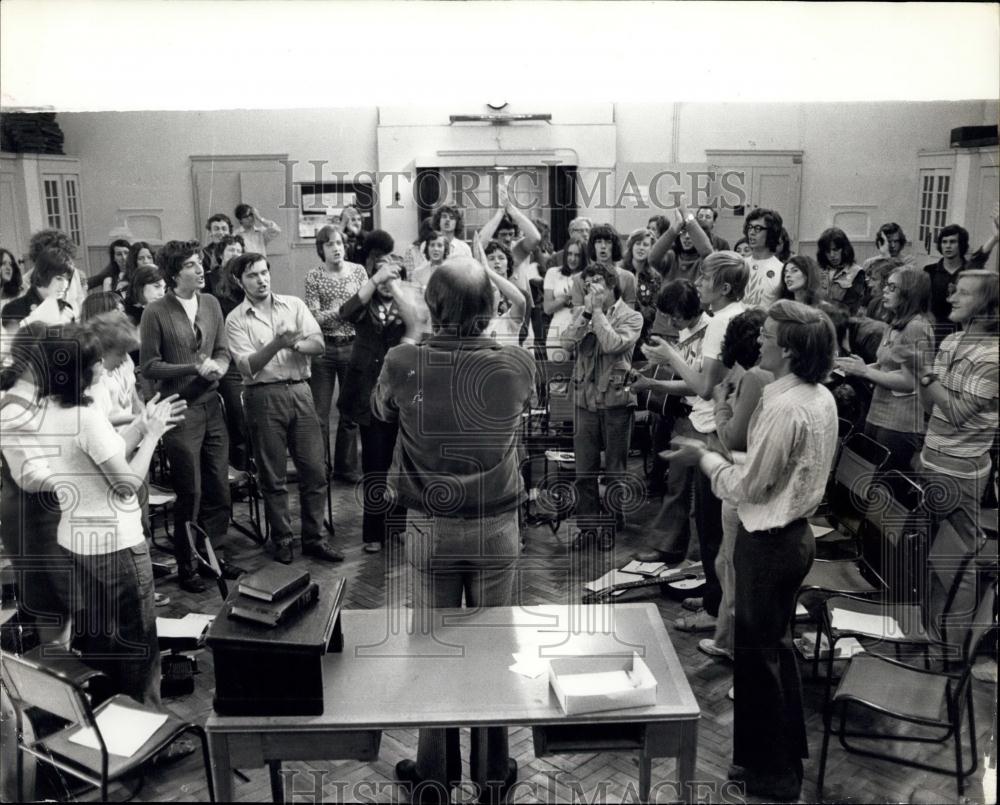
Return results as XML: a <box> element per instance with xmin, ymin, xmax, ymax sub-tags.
<box><xmin>140</xmin><ymin>240</ymin><xmax>232</xmax><ymax>593</ymax></box>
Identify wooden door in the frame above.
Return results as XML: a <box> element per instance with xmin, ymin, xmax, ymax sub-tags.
<box><xmin>753</xmin><ymin>165</ymin><xmax>801</xmax><ymax>248</ymax></box>
<box><xmin>972</xmin><ymin>163</ymin><xmax>998</xmax><ymax>271</ymax></box>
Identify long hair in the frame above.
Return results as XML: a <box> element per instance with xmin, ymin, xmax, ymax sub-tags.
<box><xmin>958</xmin><ymin>269</ymin><xmax>1000</xmax><ymax>335</ymax></box>
<box><xmin>621</xmin><ymin>229</ymin><xmax>655</xmax><ymax>275</ymax></box>
<box><xmin>560</xmin><ymin>239</ymin><xmax>588</xmax><ymax>277</ymax></box>
<box><xmin>80</xmin><ymin>290</ymin><xmax>124</xmax><ymax>322</ymax></box>
<box><xmin>103</xmin><ymin>238</ymin><xmax>131</xmax><ymax>284</ymax></box>
<box><xmin>587</xmin><ymin>224</ymin><xmax>623</xmax><ymax>263</ymax></box>
<box><xmin>720</xmin><ymin>308</ymin><xmax>767</xmax><ymax>370</ymax></box>
<box><xmin>816</xmin><ymin>227</ymin><xmax>856</xmax><ymax>270</ymax></box>
<box><xmin>484</xmin><ymin>240</ymin><xmax>515</xmax><ymax>279</ymax></box>
<box><xmin>1</xmin><ymin>248</ymin><xmax>24</xmax><ymax>298</ymax></box>
<box><xmin>886</xmin><ymin>268</ymin><xmax>930</xmax><ymax>331</ymax></box>
<box><xmin>743</xmin><ymin>208</ymin><xmax>783</xmax><ymax>252</ymax></box>
<box><xmin>124</xmin><ymin>241</ymin><xmax>155</xmax><ymax>286</ymax></box>
<box><xmin>126</xmin><ymin>265</ymin><xmax>166</xmax><ymax>308</ymax></box>
<box><xmin>431</xmin><ymin>204</ymin><xmax>465</xmax><ymax>238</ymax></box>
<box><xmin>37</xmin><ymin>324</ymin><xmax>102</xmax><ymax>408</ymax></box>
<box><xmin>779</xmin><ymin>255</ymin><xmax>823</xmax><ymax>305</ymax></box>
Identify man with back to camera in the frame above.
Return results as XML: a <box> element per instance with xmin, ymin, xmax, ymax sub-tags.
<box><xmin>373</xmin><ymin>256</ymin><xmax>534</xmax><ymax>804</ymax></box>
<box><xmin>225</xmin><ymin>252</ymin><xmax>344</xmax><ymax>565</ymax></box>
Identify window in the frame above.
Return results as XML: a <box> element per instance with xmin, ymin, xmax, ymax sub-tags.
<box><xmin>918</xmin><ymin>169</ymin><xmax>951</xmax><ymax>254</ymax></box>
<box><xmin>41</xmin><ymin>173</ymin><xmax>83</xmax><ymax>247</ymax></box>
<box><xmin>296</xmin><ymin>181</ymin><xmax>373</xmax><ymax>239</ymax></box>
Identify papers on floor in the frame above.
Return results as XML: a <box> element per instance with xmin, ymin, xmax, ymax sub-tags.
<box><xmin>508</xmin><ymin>652</ymin><xmax>550</xmax><ymax>679</ymax></box>
<box><xmin>809</xmin><ymin>523</ymin><xmax>835</xmax><ymax>538</ymax></box>
<box><xmin>831</xmin><ymin>608</ymin><xmax>902</xmax><ymax>638</ymax></box>
<box><xmin>156</xmin><ymin>612</ymin><xmax>215</xmax><ymax>639</ymax></box>
<box><xmin>68</xmin><ymin>702</ymin><xmax>168</xmax><ymax>757</ymax></box>
<box><xmin>621</xmin><ymin>560</ymin><xmax>666</xmax><ymax>576</ymax></box>
<box><xmin>794</xmin><ymin>631</ymin><xmax>865</xmax><ymax>661</ymax></box>
<box><xmin>584</xmin><ymin>570</ymin><xmax>644</xmax><ymax>594</ymax></box>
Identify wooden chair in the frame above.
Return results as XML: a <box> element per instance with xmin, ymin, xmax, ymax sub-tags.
<box><xmin>0</xmin><ymin>651</ymin><xmax>215</xmax><ymax>802</ymax></box>
<box><xmin>817</xmin><ymin>578</ymin><xmax>997</xmax><ymax>800</ymax></box>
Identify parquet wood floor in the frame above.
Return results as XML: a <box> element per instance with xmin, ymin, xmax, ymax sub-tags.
<box><xmin>22</xmin><ymin>463</ymin><xmax>999</xmax><ymax>804</ymax></box>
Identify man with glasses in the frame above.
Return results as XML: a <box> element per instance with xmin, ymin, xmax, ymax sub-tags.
<box><xmin>741</xmin><ymin>208</ymin><xmax>784</xmax><ymax>309</ymax></box>
<box><xmin>141</xmin><ymin>240</ymin><xmax>232</xmax><ymax>593</ymax></box>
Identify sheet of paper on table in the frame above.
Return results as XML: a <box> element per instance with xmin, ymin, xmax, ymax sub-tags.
<box><xmin>68</xmin><ymin>703</ymin><xmax>168</xmax><ymax>757</ymax></box>
<box><xmin>156</xmin><ymin>612</ymin><xmax>215</xmax><ymax>639</ymax></box>
<box><xmin>508</xmin><ymin>652</ymin><xmax>550</xmax><ymax>679</ymax></box>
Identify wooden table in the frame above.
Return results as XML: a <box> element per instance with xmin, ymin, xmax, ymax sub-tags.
<box><xmin>206</xmin><ymin>602</ymin><xmax>700</xmax><ymax>802</ymax></box>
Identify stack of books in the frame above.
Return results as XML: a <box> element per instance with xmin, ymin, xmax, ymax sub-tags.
<box><xmin>228</xmin><ymin>565</ymin><xmax>319</xmax><ymax>628</ymax></box>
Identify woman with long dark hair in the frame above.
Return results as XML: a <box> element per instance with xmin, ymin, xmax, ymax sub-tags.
<box><xmin>87</xmin><ymin>238</ymin><xmax>132</xmax><ymax>292</ymax></box>
<box><xmin>543</xmin><ymin>239</ymin><xmax>587</xmax><ymax>360</ymax></box>
<box><xmin>779</xmin><ymin>255</ymin><xmax>823</xmax><ymax>306</ymax></box>
<box><xmin>1</xmin><ymin>248</ymin><xmax>24</xmax><ymax>302</ymax></box>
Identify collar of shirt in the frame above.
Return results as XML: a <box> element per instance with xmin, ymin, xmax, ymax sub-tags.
<box><xmin>237</xmin><ymin>292</ymin><xmax>291</xmax><ymax>322</ymax></box>
<box><xmin>760</xmin><ymin>372</ymin><xmax>803</xmax><ymax>404</ymax></box>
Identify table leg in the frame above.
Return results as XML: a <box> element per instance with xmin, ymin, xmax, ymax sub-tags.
<box><xmin>207</xmin><ymin>730</ymin><xmax>235</xmax><ymax>803</ymax></box>
<box><xmin>675</xmin><ymin>720</ymin><xmax>698</xmax><ymax>804</ymax></box>
<box><xmin>638</xmin><ymin>752</ymin><xmax>652</xmax><ymax>803</ymax></box>
<box><xmin>269</xmin><ymin>761</ymin><xmax>284</xmax><ymax>804</ymax></box>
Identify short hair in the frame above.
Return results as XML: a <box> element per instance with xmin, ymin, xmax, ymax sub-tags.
<box><xmin>779</xmin><ymin>255</ymin><xmax>824</xmax><ymax>305</ymax></box>
<box><xmin>568</xmin><ymin>217</ymin><xmax>592</xmax><ymax>231</ymax></box>
<box><xmin>720</xmin><ymin>308</ymin><xmax>767</xmax><ymax>370</ymax></box>
<box><xmin>816</xmin><ymin>300</ymin><xmax>850</xmax><ymax>345</ymax></box>
<box><xmin>38</xmin><ymin>323</ymin><xmax>102</xmax><ymax>408</ymax></box>
<box><xmin>359</xmin><ymin>229</ymin><xmax>395</xmax><ymax>264</ymax></box>
<box><xmin>560</xmin><ymin>239</ymin><xmax>588</xmax><ymax>276</ymax></box>
<box><xmin>622</xmin><ymin>228</ymin><xmax>656</xmax><ymax>274</ymax></box>
<box><xmin>769</xmin><ymin>299</ymin><xmax>836</xmax><ymax>383</ymax></box>
<box><xmin>886</xmin><ymin>267</ymin><xmax>930</xmax><ymax>331</ymax></box>
<box><xmin>234</xmin><ymin>203</ymin><xmax>253</xmax><ymax>221</ymax></box>
<box><xmin>743</xmin><ymin>208</ymin><xmax>784</xmax><ymax>252</ymax></box>
<box><xmin>816</xmin><ymin>227</ymin><xmax>856</xmax><ymax>269</ymax></box>
<box><xmin>935</xmin><ymin>224</ymin><xmax>970</xmax><ymax>257</ymax></box>
<box><xmin>83</xmin><ymin>310</ymin><xmax>139</xmax><ymax>354</ymax></box>
<box><xmin>1</xmin><ymin>248</ymin><xmax>24</xmax><ymax>298</ymax></box>
<box><xmin>315</xmin><ymin>225</ymin><xmax>343</xmax><ymax>261</ymax></box>
<box><xmin>213</xmin><ymin>234</ymin><xmax>246</xmax><ymax>264</ymax></box>
<box><xmin>876</xmin><ymin>222</ymin><xmax>907</xmax><ymax>249</ymax></box>
<box><xmin>229</xmin><ymin>253</ymin><xmax>269</xmax><ymax>283</ymax></box>
<box><xmin>126</xmin><ymin>265</ymin><xmax>166</xmax><ymax>307</ymax></box>
<box><xmin>656</xmin><ymin>278</ymin><xmax>701</xmax><ymax>321</ymax></box>
<box><xmin>581</xmin><ymin>262</ymin><xmax>621</xmax><ymax>300</ymax></box>
<box><xmin>496</xmin><ymin>215</ymin><xmax>517</xmax><ymax>235</ymax></box>
<box><xmin>29</xmin><ymin>229</ymin><xmax>76</xmax><ymax>264</ymax></box>
<box><xmin>206</xmin><ymin>213</ymin><xmax>233</xmax><ymax>232</ymax></box>
<box><xmin>587</xmin><ymin>224</ymin><xmax>623</xmax><ymax>263</ymax></box>
<box><xmin>125</xmin><ymin>241</ymin><xmax>156</xmax><ymax>277</ymax></box>
<box><xmin>484</xmin><ymin>240</ymin><xmax>515</xmax><ymax>279</ymax></box>
<box><xmin>696</xmin><ymin>205</ymin><xmax>719</xmax><ymax>221</ymax></box>
<box><xmin>156</xmin><ymin>240</ymin><xmax>201</xmax><ymax>288</ymax></box>
<box><xmin>431</xmin><ymin>204</ymin><xmax>465</xmax><ymax>238</ymax></box>
<box><xmin>424</xmin><ymin>257</ymin><xmax>494</xmax><ymax>337</ymax></box>
<box><xmin>956</xmin><ymin>269</ymin><xmax>1000</xmax><ymax>334</ymax></box>
<box><xmin>79</xmin><ymin>291</ymin><xmax>123</xmax><ymax>322</ymax></box>
<box><xmin>31</xmin><ymin>248</ymin><xmax>74</xmax><ymax>288</ymax></box>
<box><xmin>700</xmin><ymin>251</ymin><xmax>749</xmax><ymax>300</ymax></box>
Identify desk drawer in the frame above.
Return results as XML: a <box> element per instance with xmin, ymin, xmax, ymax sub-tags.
<box><xmin>532</xmin><ymin>724</ymin><xmax>645</xmax><ymax>755</ymax></box>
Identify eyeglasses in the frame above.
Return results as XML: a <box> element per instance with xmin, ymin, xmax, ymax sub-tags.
<box><xmin>883</xmin><ymin>282</ymin><xmax>898</xmax><ymax>292</ymax></box>
<box><xmin>746</xmin><ymin>224</ymin><xmax>766</xmax><ymax>234</ymax></box>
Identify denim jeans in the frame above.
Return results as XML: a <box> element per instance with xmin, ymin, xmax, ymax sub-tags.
<box><xmin>309</xmin><ymin>340</ymin><xmax>359</xmax><ymax>476</ymax></box>
<box><xmin>70</xmin><ymin>541</ymin><xmax>162</xmax><ymax>708</ymax></box>
<box><xmin>161</xmin><ymin>395</ymin><xmax>231</xmax><ymax>578</ymax></box>
<box><xmin>244</xmin><ymin>382</ymin><xmax>327</xmax><ymax>546</ymax></box>
<box><xmin>406</xmin><ymin>510</ymin><xmax>520</xmax><ymax>789</ymax></box>
<box><xmin>572</xmin><ymin>406</ymin><xmax>634</xmax><ymax>522</ymax></box>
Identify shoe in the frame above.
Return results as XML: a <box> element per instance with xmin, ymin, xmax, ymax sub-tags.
<box><xmin>633</xmin><ymin>548</ymin><xmax>685</xmax><ymax>564</ymax></box>
<box><xmin>681</xmin><ymin>596</ymin><xmax>703</xmax><ymax>612</ymax></box>
<box><xmin>154</xmin><ymin>592</ymin><xmax>171</xmax><ymax>607</ymax></box>
<box><xmin>743</xmin><ymin>768</ymin><xmax>802</xmax><ymax>802</ymax></box>
<box><xmin>394</xmin><ymin>760</ymin><xmax>451</xmax><ymax>804</ymax></box>
<box><xmin>302</xmin><ymin>540</ymin><xmax>345</xmax><ymax>562</ymax></box>
<box><xmin>273</xmin><ymin>541</ymin><xmax>294</xmax><ymax>565</ymax></box>
<box><xmin>332</xmin><ymin>471</ymin><xmax>361</xmax><ymax>484</ymax></box>
<box><xmin>363</xmin><ymin>542</ymin><xmax>383</xmax><ymax>553</ymax></box>
<box><xmin>178</xmin><ymin>575</ymin><xmax>207</xmax><ymax>594</ymax></box>
<box><xmin>477</xmin><ymin>758</ymin><xmax>518</xmax><ymax>805</ymax></box>
<box><xmin>152</xmin><ymin>738</ymin><xmax>197</xmax><ymax>766</ymax></box>
<box><xmin>674</xmin><ymin>609</ymin><xmax>717</xmax><ymax>632</ymax></box>
<box><xmin>697</xmin><ymin>638</ymin><xmax>733</xmax><ymax>660</ymax></box>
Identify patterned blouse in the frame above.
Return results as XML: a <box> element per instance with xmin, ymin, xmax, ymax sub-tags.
<box><xmin>304</xmin><ymin>262</ymin><xmax>368</xmax><ymax>337</ymax></box>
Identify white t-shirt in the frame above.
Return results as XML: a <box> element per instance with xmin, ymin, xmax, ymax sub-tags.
<box><xmin>689</xmin><ymin>301</ymin><xmax>747</xmax><ymax>433</ymax></box>
<box><xmin>39</xmin><ymin>401</ymin><xmax>145</xmax><ymax>555</ymax></box>
<box><xmin>447</xmin><ymin>238</ymin><xmax>472</xmax><ymax>258</ymax></box>
<box><xmin>743</xmin><ymin>255</ymin><xmax>784</xmax><ymax>310</ymax></box>
<box><xmin>544</xmin><ymin>267</ymin><xmax>576</xmax><ymax>359</ymax></box>
<box><xmin>176</xmin><ymin>293</ymin><xmax>198</xmax><ymax>328</ymax></box>
<box><xmin>95</xmin><ymin>356</ymin><xmax>137</xmax><ymax>421</ymax></box>
<box><xmin>485</xmin><ymin>309</ymin><xmax>532</xmax><ymax>352</ymax></box>
<box><xmin>676</xmin><ymin>313</ymin><xmax>711</xmax><ymax>429</ymax></box>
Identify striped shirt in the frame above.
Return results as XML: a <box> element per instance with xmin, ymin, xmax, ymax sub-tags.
<box><xmin>922</xmin><ymin>331</ymin><xmax>999</xmax><ymax>462</ymax></box>
<box><xmin>865</xmin><ymin>315</ymin><xmax>934</xmax><ymax>434</ymax></box>
<box><xmin>710</xmin><ymin>373</ymin><xmax>839</xmax><ymax>532</ymax></box>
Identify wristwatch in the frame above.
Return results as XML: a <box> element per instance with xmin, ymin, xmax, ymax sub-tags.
<box><xmin>920</xmin><ymin>372</ymin><xmax>938</xmax><ymax>388</ymax></box>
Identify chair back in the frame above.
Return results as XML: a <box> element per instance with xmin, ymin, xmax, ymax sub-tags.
<box><xmin>830</xmin><ymin>432</ymin><xmax>892</xmax><ymax>535</ymax></box>
<box><xmin>0</xmin><ymin>652</ymin><xmax>93</xmax><ymax>727</ymax></box>
<box><xmin>539</xmin><ymin>359</ymin><xmax>577</xmax><ymax>434</ymax></box>
<box><xmin>962</xmin><ymin>579</ymin><xmax>998</xmax><ymax>666</ymax></box>
<box><xmin>927</xmin><ymin>513</ymin><xmax>992</xmax><ymax>649</ymax></box>
<box><xmin>862</xmin><ymin>470</ymin><xmax>925</xmax><ymax>546</ymax></box>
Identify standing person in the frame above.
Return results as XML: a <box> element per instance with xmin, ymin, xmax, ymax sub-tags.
<box><xmin>779</xmin><ymin>255</ymin><xmax>824</xmax><ymax>306</ymax></box>
<box><xmin>233</xmin><ymin>203</ymin><xmax>281</xmax><ymax>257</ymax></box>
<box><xmin>741</xmin><ymin>208</ymin><xmax>784</xmax><ymax>309</ymax></box>
<box><xmin>569</xmin><ymin>224</ymin><xmax>637</xmax><ymax>309</ymax></box>
<box><xmin>923</xmin><ymin>215</ymin><xmax>999</xmax><ymax>345</ymax></box>
<box><xmin>816</xmin><ymin>227</ymin><xmax>865</xmax><ymax>313</ymax></box>
<box><xmin>86</xmin><ymin>238</ymin><xmax>131</xmax><ymax>292</ymax></box>
<box><xmin>543</xmin><ymin>239</ymin><xmax>587</xmax><ymax>361</ymax></box>
<box><xmin>696</xmin><ymin>205</ymin><xmax>731</xmax><ymax>251</ymax></box>
<box><xmin>623</xmin><ymin>228</ymin><xmax>664</xmax><ymax>356</ymax></box>
<box><xmin>202</xmin><ymin>213</ymin><xmax>233</xmax><ymax>271</ymax></box>
<box><xmin>205</xmin><ymin>234</ymin><xmax>245</xmax><ymax>303</ymax></box>
<box><xmin>337</xmin><ymin>257</ymin><xmax>410</xmax><ymax>553</ymax></box>
<box><xmin>403</xmin><ymin>217</ymin><xmax>436</xmax><ymax>276</ymax></box>
<box><xmin>476</xmin><ymin>190</ymin><xmax>542</xmax><ymax>290</ymax></box>
<box><xmin>431</xmin><ymin>203</ymin><xmax>472</xmax><ymax>258</ymax></box>
<box><xmin>225</xmin><ymin>254</ymin><xmax>343</xmax><ymax>564</ymax></box>
<box><xmin>375</xmin><ymin>257</ymin><xmax>534</xmax><ymax>804</ymax></box>
<box><xmin>663</xmin><ymin>300</ymin><xmax>839</xmax><ymax>801</ymax></box>
<box><xmin>339</xmin><ymin>205</ymin><xmax>367</xmax><ymax>264</ymax></box>
<box><xmin>862</xmin><ymin>222</ymin><xmax>917</xmax><ymax>272</ymax></box>
<box><xmin>1</xmin><ymin>248</ymin><xmax>25</xmax><ymax>303</ymax></box>
<box><xmin>548</xmin><ymin>216</ymin><xmax>593</xmax><ymax>268</ymax></box>
<box><xmin>410</xmin><ymin>230</ymin><xmax>450</xmax><ymax>289</ymax></box>
<box><xmin>562</xmin><ymin>262</ymin><xmax>643</xmax><ymax>547</ymax></box>
<box><xmin>836</xmin><ymin>268</ymin><xmax>934</xmax><ymax>474</ymax></box>
<box><xmin>304</xmin><ymin>225</ymin><xmax>367</xmax><ymax>482</ymax></box>
<box><xmin>910</xmin><ymin>270</ymin><xmax>999</xmax><ymax>551</ymax></box>
<box><xmin>140</xmin><ymin>240</ymin><xmax>231</xmax><ymax>593</ymax></box>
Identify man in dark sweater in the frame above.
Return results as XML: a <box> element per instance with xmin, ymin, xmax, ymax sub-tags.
<box><xmin>140</xmin><ymin>240</ymin><xmax>232</xmax><ymax>593</ymax></box>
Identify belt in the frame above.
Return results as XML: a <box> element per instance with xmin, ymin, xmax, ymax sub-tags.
<box><xmin>247</xmin><ymin>378</ymin><xmax>309</xmax><ymax>388</ymax></box>
<box><xmin>324</xmin><ymin>334</ymin><xmax>355</xmax><ymax>345</ymax></box>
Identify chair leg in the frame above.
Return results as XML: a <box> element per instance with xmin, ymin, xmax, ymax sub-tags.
<box><xmin>951</xmin><ymin>697</ymin><xmax>964</xmax><ymax>797</ymax></box>
<box><xmin>817</xmin><ymin>702</ymin><xmax>833</xmax><ymax>804</ymax></box>
<box><xmin>191</xmin><ymin>726</ymin><xmax>216</xmax><ymax>803</ymax></box>
<box><xmin>269</xmin><ymin>761</ymin><xmax>284</xmax><ymax>803</ymax></box>
<box><xmin>966</xmin><ymin>682</ymin><xmax>978</xmax><ymax>774</ymax></box>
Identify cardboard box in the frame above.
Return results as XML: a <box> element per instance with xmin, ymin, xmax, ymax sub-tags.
<box><xmin>548</xmin><ymin>653</ymin><xmax>657</xmax><ymax>716</ymax></box>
